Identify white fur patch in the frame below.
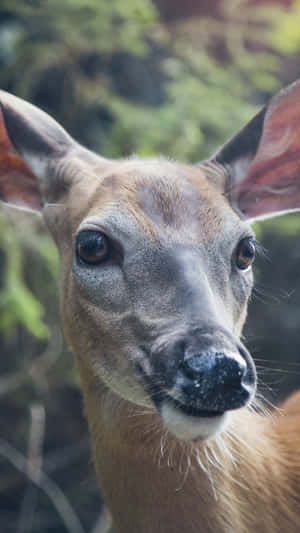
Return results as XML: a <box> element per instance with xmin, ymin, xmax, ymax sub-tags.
<box><xmin>231</xmin><ymin>156</ymin><xmax>252</xmax><ymax>185</ymax></box>
<box><xmin>161</xmin><ymin>403</ymin><xmax>230</xmax><ymax>441</ymax></box>
<box><xmin>23</xmin><ymin>152</ymin><xmax>48</xmax><ymax>180</ymax></box>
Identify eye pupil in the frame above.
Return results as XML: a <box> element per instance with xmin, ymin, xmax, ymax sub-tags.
<box><xmin>236</xmin><ymin>238</ymin><xmax>256</xmax><ymax>270</ymax></box>
<box><xmin>76</xmin><ymin>231</ymin><xmax>109</xmax><ymax>265</ymax></box>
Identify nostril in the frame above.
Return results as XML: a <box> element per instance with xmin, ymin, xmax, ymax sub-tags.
<box><xmin>221</xmin><ymin>354</ymin><xmax>247</xmax><ymax>389</ymax></box>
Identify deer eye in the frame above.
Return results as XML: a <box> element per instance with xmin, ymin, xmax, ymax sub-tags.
<box><xmin>76</xmin><ymin>231</ymin><xmax>109</xmax><ymax>265</ymax></box>
<box><xmin>236</xmin><ymin>237</ymin><xmax>256</xmax><ymax>270</ymax></box>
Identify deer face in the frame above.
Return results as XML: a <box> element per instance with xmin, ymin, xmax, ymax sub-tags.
<box><xmin>1</xmin><ymin>81</ymin><xmax>300</xmax><ymax>440</ymax></box>
<box><xmin>54</xmin><ymin>159</ymin><xmax>256</xmax><ymax>440</ymax></box>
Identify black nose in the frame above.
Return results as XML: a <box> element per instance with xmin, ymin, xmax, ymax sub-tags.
<box><xmin>179</xmin><ymin>350</ymin><xmax>254</xmax><ymax>412</ymax></box>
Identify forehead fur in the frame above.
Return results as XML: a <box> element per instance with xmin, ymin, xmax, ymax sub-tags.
<box><xmin>69</xmin><ymin>157</ymin><xmax>235</xmax><ymax>241</ymax></box>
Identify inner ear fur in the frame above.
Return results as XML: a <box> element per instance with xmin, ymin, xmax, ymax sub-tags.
<box><xmin>0</xmin><ymin>91</ymin><xmax>77</xmax><ymax>210</ymax></box>
<box><xmin>0</xmin><ymin>103</ymin><xmax>42</xmax><ymax>210</ymax></box>
<box><xmin>213</xmin><ymin>79</ymin><xmax>300</xmax><ymax>220</ymax></box>
<box><xmin>0</xmin><ymin>91</ymin><xmax>106</xmax><ymax>211</ymax></box>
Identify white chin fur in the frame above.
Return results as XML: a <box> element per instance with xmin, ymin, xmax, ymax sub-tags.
<box><xmin>161</xmin><ymin>403</ymin><xmax>230</xmax><ymax>441</ymax></box>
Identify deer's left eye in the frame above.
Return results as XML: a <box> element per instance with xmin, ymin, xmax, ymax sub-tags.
<box><xmin>76</xmin><ymin>231</ymin><xmax>109</xmax><ymax>265</ymax></box>
<box><xmin>236</xmin><ymin>237</ymin><xmax>256</xmax><ymax>270</ymax></box>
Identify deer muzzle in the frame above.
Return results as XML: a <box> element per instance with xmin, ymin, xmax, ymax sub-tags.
<box><xmin>143</xmin><ymin>330</ymin><xmax>256</xmax><ymax>440</ymax></box>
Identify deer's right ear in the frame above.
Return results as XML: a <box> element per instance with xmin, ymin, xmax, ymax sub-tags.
<box><xmin>0</xmin><ymin>91</ymin><xmax>86</xmax><ymax>211</ymax></box>
<box><xmin>213</xmin><ymin>79</ymin><xmax>300</xmax><ymax>221</ymax></box>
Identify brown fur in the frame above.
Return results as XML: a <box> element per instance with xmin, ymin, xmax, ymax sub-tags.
<box><xmin>78</xmin><ymin>358</ymin><xmax>300</xmax><ymax>533</ymax></box>
<box><xmin>54</xmin><ymin>161</ymin><xmax>300</xmax><ymax>533</ymax></box>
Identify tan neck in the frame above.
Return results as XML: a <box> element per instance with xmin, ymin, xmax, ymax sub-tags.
<box><xmin>78</xmin><ymin>360</ymin><xmax>300</xmax><ymax>533</ymax></box>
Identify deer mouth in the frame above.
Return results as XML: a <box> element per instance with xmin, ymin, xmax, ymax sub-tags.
<box><xmin>133</xmin><ymin>348</ymin><xmax>253</xmax><ymax>440</ymax></box>
<box><xmin>162</xmin><ymin>394</ymin><xmax>224</xmax><ymax>419</ymax></box>
<box><xmin>159</xmin><ymin>397</ymin><xmax>230</xmax><ymax>441</ymax></box>
<box><xmin>139</xmin><ymin>379</ymin><xmax>230</xmax><ymax>440</ymax></box>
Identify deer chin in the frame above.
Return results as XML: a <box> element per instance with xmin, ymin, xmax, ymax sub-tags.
<box><xmin>160</xmin><ymin>402</ymin><xmax>231</xmax><ymax>441</ymax></box>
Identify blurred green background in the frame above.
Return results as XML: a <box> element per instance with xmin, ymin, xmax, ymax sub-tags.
<box><xmin>1</xmin><ymin>0</ymin><xmax>300</xmax><ymax>531</ymax></box>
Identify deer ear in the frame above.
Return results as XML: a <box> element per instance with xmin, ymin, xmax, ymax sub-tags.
<box><xmin>0</xmin><ymin>91</ymin><xmax>89</xmax><ymax>211</ymax></box>
<box><xmin>213</xmin><ymin>79</ymin><xmax>300</xmax><ymax>220</ymax></box>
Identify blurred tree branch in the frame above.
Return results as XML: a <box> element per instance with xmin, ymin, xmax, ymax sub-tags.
<box><xmin>0</xmin><ymin>438</ymin><xmax>85</xmax><ymax>533</ymax></box>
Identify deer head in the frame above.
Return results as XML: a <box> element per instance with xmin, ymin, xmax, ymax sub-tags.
<box><xmin>1</xmin><ymin>81</ymin><xmax>300</xmax><ymax>442</ymax></box>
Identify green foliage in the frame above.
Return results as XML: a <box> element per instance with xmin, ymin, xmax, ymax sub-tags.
<box><xmin>1</xmin><ymin>0</ymin><xmax>158</xmax><ymax>54</ymax></box>
<box><xmin>0</xmin><ymin>212</ymin><xmax>46</xmax><ymax>338</ymax></box>
<box><xmin>0</xmin><ymin>210</ymin><xmax>58</xmax><ymax>338</ymax></box>
<box><xmin>254</xmin><ymin>213</ymin><xmax>300</xmax><ymax>243</ymax></box>
<box><xmin>0</xmin><ymin>0</ymin><xmax>158</xmax><ymax>101</ymax></box>
<box><xmin>105</xmin><ymin>50</ymin><xmax>258</xmax><ymax>161</ymax></box>
<box><xmin>269</xmin><ymin>0</ymin><xmax>300</xmax><ymax>54</ymax></box>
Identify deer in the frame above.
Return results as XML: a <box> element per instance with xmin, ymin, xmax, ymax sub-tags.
<box><xmin>1</xmin><ymin>79</ymin><xmax>300</xmax><ymax>533</ymax></box>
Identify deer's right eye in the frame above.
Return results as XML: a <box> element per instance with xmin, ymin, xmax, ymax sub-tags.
<box><xmin>76</xmin><ymin>231</ymin><xmax>109</xmax><ymax>265</ymax></box>
<box><xmin>236</xmin><ymin>237</ymin><xmax>256</xmax><ymax>270</ymax></box>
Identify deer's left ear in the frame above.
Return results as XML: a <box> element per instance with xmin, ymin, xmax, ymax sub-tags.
<box><xmin>213</xmin><ymin>79</ymin><xmax>300</xmax><ymax>220</ymax></box>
